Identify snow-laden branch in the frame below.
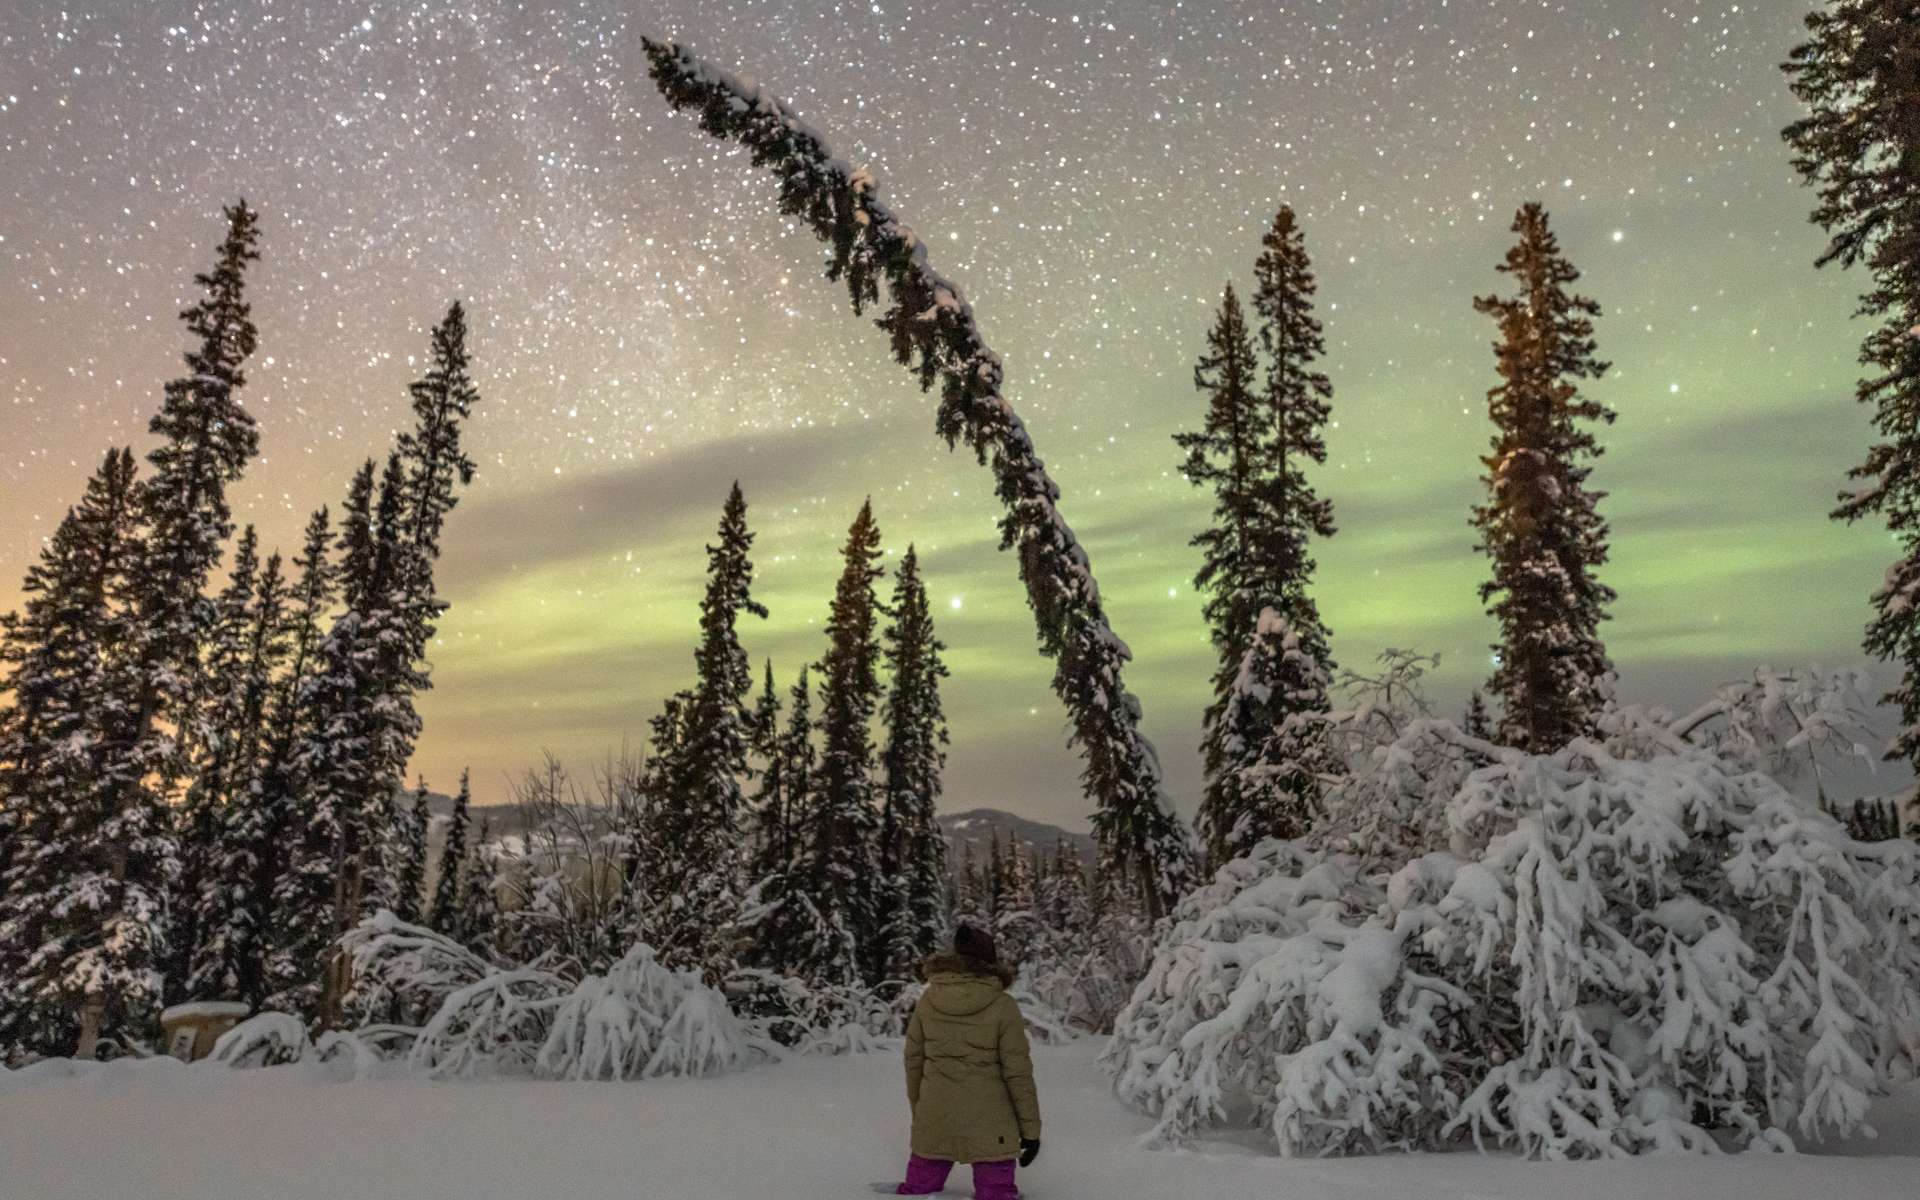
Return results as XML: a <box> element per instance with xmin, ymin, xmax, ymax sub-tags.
<box><xmin>640</xmin><ymin>38</ymin><xmax>1191</xmax><ymax>912</ymax></box>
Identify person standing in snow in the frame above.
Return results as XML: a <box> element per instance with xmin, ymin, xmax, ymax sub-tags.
<box><xmin>875</xmin><ymin>925</ymin><xmax>1041</xmax><ymax>1199</ymax></box>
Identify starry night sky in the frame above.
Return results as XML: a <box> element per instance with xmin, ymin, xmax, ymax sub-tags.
<box><xmin>0</xmin><ymin>1</ymin><xmax>1891</xmax><ymax>824</ymax></box>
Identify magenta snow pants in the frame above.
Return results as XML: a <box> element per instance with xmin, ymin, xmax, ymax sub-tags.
<box><xmin>896</xmin><ymin>1153</ymin><xmax>1018</xmax><ymax>1199</ymax></box>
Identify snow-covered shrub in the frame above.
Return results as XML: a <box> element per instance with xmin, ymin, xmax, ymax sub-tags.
<box><xmin>210</xmin><ymin>1012</ymin><xmax>313</xmax><ymax>1068</ymax></box>
<box><xmin>1015</xmin><ymin>915</ymin><xmax>1152</xmax><ymax>1037</ymax></box>
<box><xmin>343</xmin><ymin>911</ymin><xmax>764</xmax><ymax>1081</ymax></box>
<box><xmin>1672</xmin><ymin>666</ymin><xmax>1878</xmax><ymax>794</ymax></box>
<box><xmin>537</xmin><ymin>944</ymin><xmax>762</xmax><ymax>1080</ymax></box>
<box><xmin>724</xmin><ymin>967</ymin><xmax>906</xmax><ymax>1053</ymax></box>
<box><xmin>403</xmin><ymin>965</ymin><xmax>563</xmax><ymax>1078</ymax></box>
<box><xmin>1106</xmin><ymin>698</ymin><xmax>1920</xmax><ymax>1159</ymax></box>
<box><xmin>342</xmin><ymin>909</ymin><xmax>505</xmax><ymax>1033</ymax></box>
<box><xmin>1007</xmin><ymin>971</ymin><xmax>1078</xmax><ymax>1046</ymax></box>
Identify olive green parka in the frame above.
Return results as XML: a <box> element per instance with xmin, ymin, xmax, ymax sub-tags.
<box><xmin>903</xmin><ymin>952</ymin><xmax>1042</xmax><ymax>1163</ymax></box>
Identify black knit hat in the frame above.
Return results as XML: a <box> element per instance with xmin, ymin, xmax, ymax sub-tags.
<box><xmin>954</xmin><ymin>923</ymin><xmax>998</xmax><ymax>965</ymax></box>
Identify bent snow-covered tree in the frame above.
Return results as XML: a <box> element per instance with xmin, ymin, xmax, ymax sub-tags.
<box><xmin>642</xmin><ymin>39</ymin><xmax>1192</xmax><ymax>915</ymax></box>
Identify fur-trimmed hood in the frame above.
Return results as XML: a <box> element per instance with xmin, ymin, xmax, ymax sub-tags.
<box><xmin>920</xmin><ymin>950</ymin><xmax>1015</xmax><ymax>990</ymax></box>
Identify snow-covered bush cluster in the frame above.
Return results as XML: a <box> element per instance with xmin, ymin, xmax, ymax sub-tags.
<box><xmin>1106</xmin><ymin>671</ymin><xmax>1920</xmax><ymax>1159</ymax></box>
<box><xmin>724</xmin><ymin>967</ymin><xmax>912</xmax><ymax>1055</ymax></box>
<box><xmin>215</xmin><ymin>912</ymin><xmax>770</xmax><ymax>1081</ymax></box>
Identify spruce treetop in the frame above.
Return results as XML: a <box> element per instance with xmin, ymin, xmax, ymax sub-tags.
<box><xmin>1471</xmin><ymin>203</ymin><xmax>1616</xmax><ymax>752</ymax></box>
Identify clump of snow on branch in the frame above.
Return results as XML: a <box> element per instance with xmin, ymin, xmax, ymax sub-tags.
<box><xmin>1105</xmin><ymin>671</ymin><xmax>1920</xmax><ymax>1159</ymax></box>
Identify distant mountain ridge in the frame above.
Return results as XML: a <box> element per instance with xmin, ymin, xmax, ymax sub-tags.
<box><xmin>938</xmin><ymin>807</ymin><xmax>1096</xmax><ymax>868</ymax></box>
<box><xmin>457</xmin><ymin>799</ymin><xmax>1095</xmax><ymax>867</ymax></box>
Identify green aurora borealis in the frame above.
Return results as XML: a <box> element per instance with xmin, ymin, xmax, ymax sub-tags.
<box><xmin>0</xmin><ymin>1</ymin><xmax>1896</xmax><ymax>824</ymax></box>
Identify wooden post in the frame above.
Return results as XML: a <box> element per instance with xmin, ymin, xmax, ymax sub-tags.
<box><xmin>75</xmin><ymin>994</ymin><xmax>106</xmax><ymax>1060</ymax></box>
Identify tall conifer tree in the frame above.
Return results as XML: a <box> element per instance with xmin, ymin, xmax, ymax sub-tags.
<box><xmin>86</xmin><ymin>201</ymin><xmax>262</xmax><ymax>1053</ymax></box>
<box><xmin>258</xmin><ymin>506</ymin><xmax>338</xmax><ymax>1011</ymax></box>
<box><xmin>187</xmin><ymin>545</ymin><xmax>292</xmax><ymax>1004</ymax></box>
<box><xmin>389</xmin><ymin>782</ymin><xmax>431</xmax><ymax>925</ymax></box>
<box><xmin>743</xmin><ymin>667</ymin><xmax>830</xmax><ymax>977</ymax></box>
<box><xmin>457</xmin><ymin>817</ymin><xmax>500</xmax><ymax>956</ymax></box>
<box><xmin>1249</xmin><ymin>206</ymin><xmax>1338</xmax><ymax>668</ymax></box>
<box><xmin>637</xmin><ymin>483</ymin><xmax>767</xmax><ymax>976</ymax></box>
<box><xmin>747</xmin><ymin>661</ymin><xmax>785</xmax><ymax>863</ymax></box>
<box><xmin>0</xmin><ymin>449</ymin><xmax>143</xmax><ymax>1058</ymax></box>
<box><xmin>802</xmin><ymin>501</ymin><xmax>886</xmax><ymax>985</ymax></box>
<box><xmin>288</xmin><ymin>306</ymin><xmax>480</xmax><ymax>1020</ymax></box>
<box><xmin>874</xmin><ymin>546</ymin><xmax>951</xmax><ymax>980</ymax></box>
<box><xmin>1471</xmin><ymin>204</ymin><xmax>1615</xmax><ymax>752</ymax></box>
<box><xmin>1190</xmin><ymin>208</ymin><xmax>1341</xmax><ymax>865</ymax></box>
<box><xmin>428</xmin><ymin>771</ymin><xmax>471</xmax><ymax>934</ymax></box>
<box><xmin>167</xmin><ymin>526</ymin><xmax>262</xmax><ymax>1001</ymax></box>
<box><xmin>273</xmin><ymin>462</ymin><xmax>377</xmax><ymax>1018</ymax></box>
<box><xmin>1786</xmin><ymin>2</ymin><xmax>1920</xmax><ymax>805</ymax></box>
<box><xmin>1178</xmin><ymin>283</ymin><xmax>1264</xmax><ymax>719</ymax></box>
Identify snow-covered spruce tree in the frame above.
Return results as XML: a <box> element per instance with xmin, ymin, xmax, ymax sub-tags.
<box><xmin>347</xmin><ymin>452</ymin><xmax>427</xmax><ymax>914</ymax></box>
<box><xmin>953</xmin><ymin>843</ymin><xmax>988</xmax><ymax>931</ymax></box>
<box><xmin>457</xmin><ymin>817</ymin><xmax>501</xmax><ymax>957</ymax></box>
<box><xmin>993</xmin><ymin>840</ymin><xmax>1043</xmax><ymax>967</ymax></box>
<box><xmin>1842</xmin><ymin>797</ymin><xmax>1904</xmax><ymax>842</ymax></box>
<box><xmin>341</xmin><ymin>780</ymin><xmax>432</xmax><ymax>1025</ymax></box>
<box><xmin>801</xmin><ymin>500</ymin><xmax>887</xmax><ymax>986</ymax></box>
<box><xmin>635</xmin><ymin>482</ymin><xmax>768</xmax><ymax>978</ymax></box>
<box><xmin>0</xmin><ymin>448</ymin><xmax>143</xmax><ymax>1060</ymax></box>
<box><xmin>1249</xmin><ymin>206</ymin><xmax>1338</xmax><ymax>673</ymax></box>
<box><xmin>1020</xmin><ymin>841</ymin><xmax>1087</xmax><ymax>1023</ymax></box>
<box><xmin>389</xmin><ymin>782</ymin><xmax>431</xmax><ymax>925</ymax></box>
<box><xmin>397</xmin><ymin>301</ymin><xmax>480</xmax><ymax>559</ymax></box>
<box><xmin>740</xmin><ymin>666</ymin><xmax>833</xmax><ymax>978</ymax></box>
<box><xmin>1182</xmin><ymin>212</ymin><xmax>1338</xmax><ymax>868</ymax></box>
<box><xmin>874</xmin><ymin>545</ymin><xmax>951</xmax><ymax>982</ymax></box>
<box><xmin>1177</xmin><ymin>285</ymin><xmax>1267</xmax><ymax>852</ymax></box>
<box><xmin>166</xmin><ymin>525</ymin><xmax>262</xmax><ymax>1002</ymax></box>
<box><xmin>186</xmin><ymin>546</ymin><xmax>293</xmax><ymax>1004</ymax></box>
<box><xmin>300</xmin><ymin>451</ymin><xmax>420</xmax><ymax>1022</ymax></box>
<box><xmin>642</xmin><ymin>41</ymin><xmax>1192</xmax><ymax>916</ymax></box>
<box><xmin>78</xmin><ymin>201</ymin><xmax>263</xmax><ymax>1054</ymax></box>
<box><xmin>428</xmin><ymin>770</ymin><xmax>471</xmax><ymax>935</ymax></box>
<box><xmin>1105</xmin><ymin>679</ymin><xmax>1920</xmax><ymax>1159</ymax></box>
<box><xmin>746</xmin><ymin>660</ymin><xmax>786</xmax><ymax>863</ymax></box>
<box><xmin>1472</xmin><ymin>204</ymin><xmax>1616</xmax><ymax>753</ymax></box>
<box><xmin>1206</xmin><ymin>609</ymin><xmax>1342</xmax><ymax>857</ymax></box>
<box><xmin>293</xmin><ymin>307</ymin><xmax>481</xmax><ymax>1024</ymax></box>
<box><xmin>256</xmin><ymin>505</ymin><xmax>339</xmax><ymax>1012</ymax></box>
<box><xmin>1462</xmin><ymin>690</ymin><xmax>1495</xmax><ymax>742</ymax></box>
<box><xmin>1786</xmin><ymin>2</ymin><xmax>1920</xmax><ymax>823</ymax></box>
<box><xmin>272</xmin><ymin>460</ymin><xmax>379</xmax><ymax>1020</ymax></box>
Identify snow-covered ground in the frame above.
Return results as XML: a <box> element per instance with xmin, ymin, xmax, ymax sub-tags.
<box><xmin>3</xmin><ymin>1039</ymin><xmax>1917</xmax><ymax>1200</ymax></box>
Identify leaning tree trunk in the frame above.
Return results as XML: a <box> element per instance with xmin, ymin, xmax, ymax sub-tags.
<box><xmin>641</xmin><ymin>39</ymin><xmax>1193</xmax><ymax>916</ymax></box>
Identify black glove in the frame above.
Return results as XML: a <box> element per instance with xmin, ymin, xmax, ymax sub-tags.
<box><xmin>1018</xmin><ymin>1139</ymin><xmax>1040</xmax><ymax>1168</ymax></box>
